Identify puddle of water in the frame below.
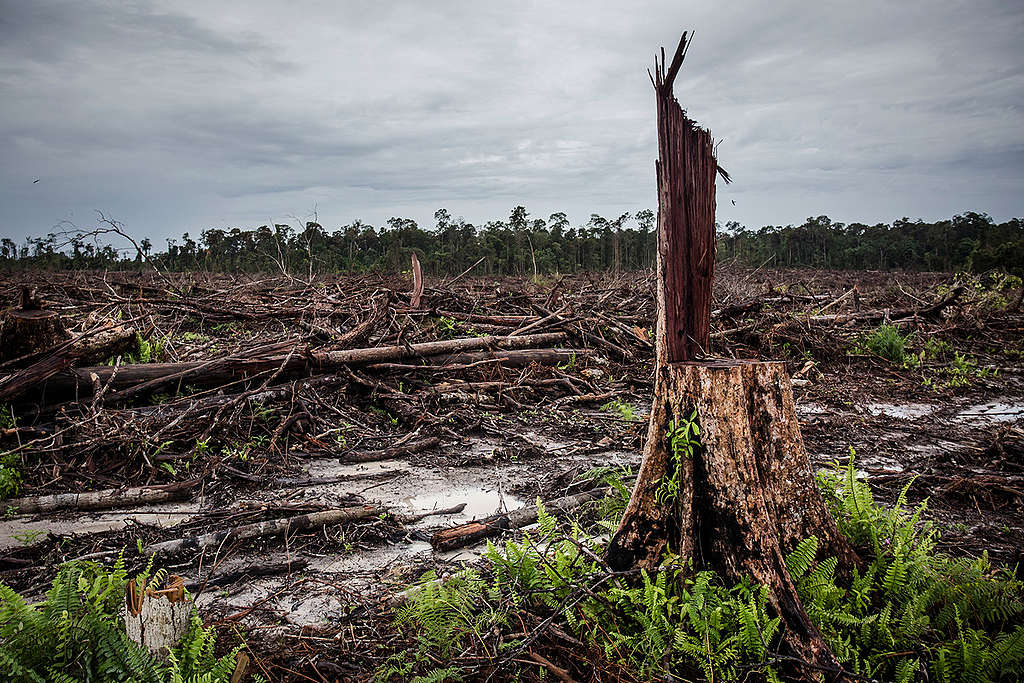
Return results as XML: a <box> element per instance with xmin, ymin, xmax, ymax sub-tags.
<box><xmin>797</xmin><ymin>402</ymin><xmax>830</xmax><ymax>416</ymax></box>
<box><xmin>401</xmin><ymin>486</ymin><xmax>524</xmax><ymax>523</ymax></box>
<box><xmin>958</xmin><ymin>402</ymin><xmax>1024</xmax><ymax>424</ymax></box>
<box><xmin>866</xmin><ymin>403</ymin><xmax>935</xmax><ymax>419</ymax></box>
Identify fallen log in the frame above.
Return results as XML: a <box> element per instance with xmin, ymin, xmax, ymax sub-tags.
<box><xmin>339</xmin><ymin>436</ymin><xmax>440</xmax><ymax>463</ymax></box>
<box><xmin>312</xmin><ymin>331</ymin><xmax>566</xmax><ymax>365</ymax></box>
<box><xmin>13</xmin><ymin>332</ymin><xmax>568</xmax><ymax>399</ymax></box>
<box><xmin>4</xmin><ymin>479</ymin><xmax>198</xmax><ymax>515</ymax></box>
<box><xmin>430</xmin><ymin>488</ymin><xmax>606</xmax><ymax>552</ymax></box>
<box><xmin>143</xmin><ymin>505</ymin><xmax>380</xmax><ymax>557</ymax></box>
<box><xmin>367</xmin><ymin>348</ymin><xmax>587</xmax><ymax>373</ymax></box>
<box><xmin>0</xmin><ymin>324</ymin><xmax>137</xmax><ymax>403</ymax></box>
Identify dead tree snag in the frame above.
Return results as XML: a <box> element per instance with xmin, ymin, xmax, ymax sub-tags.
<box><xmin>606</xmin><ymin>32</ymin><xmax>857</xmax><ymax>680</ymax></box>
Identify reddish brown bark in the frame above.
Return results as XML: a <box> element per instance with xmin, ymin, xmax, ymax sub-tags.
<box><xmin>606</xmin><ymin>33</ymin><xmax>856</xmax><ymax>681</ymax></box>
<box><xmin>652</xmin><ymin>32</ymin><xmax>723</xmax><ymax>363</ymax></box>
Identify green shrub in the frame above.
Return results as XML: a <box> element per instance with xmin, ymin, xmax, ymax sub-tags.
<box><xmin>859</xmin><ymin>324</ymin><xmax>911</xmax><ymax>363</ymax></box>
<box><xmin>0</xmin><ymin>453</ymin><xmax>21</xmax><ymax>500</ymax></box>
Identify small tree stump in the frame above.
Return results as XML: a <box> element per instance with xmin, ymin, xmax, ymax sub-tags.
<box><xmin>124</xmin><ymin>574</ymin><xmax>192</xmax><ymax>660</ymax></box>
<box><xmin>0</xmin><ymin>310</ymin><xmax>67</xmax><ymax>364</ymax></box>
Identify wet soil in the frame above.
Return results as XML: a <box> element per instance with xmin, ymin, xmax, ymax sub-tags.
<box><xmin>0</xmin><ymin>267</ymin><xmax>1021</xmax><ymax>680</ymax></box>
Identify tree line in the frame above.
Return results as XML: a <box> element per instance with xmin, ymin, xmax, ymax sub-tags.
<box><xmin>3</xmin><ymin>208</ymin><xmax>1021</xmax><ymax>275</ymax></box>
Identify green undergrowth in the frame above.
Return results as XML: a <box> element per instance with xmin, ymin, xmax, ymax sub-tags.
<box><xmin>380</xmin><ymin>454</ymin><xmax>1024</xmax><ymax>682</ymax></box>
<box><xmin>0</xmin><ymin>554</ymin><xmax>252</xmax><ymax>682</ymax></box>
<box><xmin>857</xmin><ymin>323</ymin><xmax>912</xmax><ymax>363</ymax></box>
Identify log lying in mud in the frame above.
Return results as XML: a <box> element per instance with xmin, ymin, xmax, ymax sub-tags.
<box><xmin>143</xmin><ymin>505</ymin><xmax>381</xmax><ymax>557</ymax></box>
<box><xmin>11</xmin><ymin>331</ymin><xmax>569</xmax><ymax>399</ymax></box>
<box><xmin>340</xmin><ymin>436</ymin><xmax>441</xmax><ymax>463</ymax></box>
<box><xmin>430</xmin><ymin>488</ymin><xmax>606</xmax><ymax>552</ymax></box>
<box><xmin>4</xmin><ymin>479</ymin><xmax>198</xmax><ymax>515</ymax></box>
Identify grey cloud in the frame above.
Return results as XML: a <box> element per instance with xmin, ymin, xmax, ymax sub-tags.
<box><xmin>1</xmin><ymin>0</ymin><xmax>1022</xmax><ymax>243</ymax></box>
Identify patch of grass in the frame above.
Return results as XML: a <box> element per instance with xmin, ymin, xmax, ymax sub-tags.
<box><xmin>858</xmin><ymin>324</ymin><xmax>911</xmax><ymax>363</ymax></box>
<box><xmin>556</xmin><ymin>352</ymin><xmax>578</xmax><ymax>372</ymax></box>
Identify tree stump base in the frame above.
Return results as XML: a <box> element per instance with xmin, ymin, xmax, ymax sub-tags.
<box><xmin>124</xmin><ymin>575</ymin><xmax>191</xmax><ymax>660</ymax></box>
<box><xmin>0</xmin><ymin>309</ymin><xmax>68</xmax><ymax>364</ymax></box>
<box><xmin>607</xmin><ymin>359</ymin><xmax>857</xmax><ymax>678</ymax></box>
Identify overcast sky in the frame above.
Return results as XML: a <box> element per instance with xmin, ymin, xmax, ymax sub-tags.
<box><xmin>1</xmin><ymin>0</ymin><xmax>1022</xmax><ymax>245</ymax></box>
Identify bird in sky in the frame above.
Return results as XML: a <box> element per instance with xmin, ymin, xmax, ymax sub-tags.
<box><xmin>33</xmin><ymin>179</ymin><xmax>40</xmax><ymax>184</ymax></box>
<box><xmin>731</xmin><ymin>199</ymin><xmax>735</xmax><ymax>206</ymax></box>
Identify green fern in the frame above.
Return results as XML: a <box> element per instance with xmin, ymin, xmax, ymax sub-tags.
<box><xmin>0</xmin><ymin>556</ymin><xmax>242</xmax><ymax>683</ymax></box>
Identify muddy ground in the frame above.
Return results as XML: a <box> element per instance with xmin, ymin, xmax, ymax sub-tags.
<box><xmin>0</xmin><ymin>267</ymin><xmax>1021</xmax><ymax>680</ymax></box>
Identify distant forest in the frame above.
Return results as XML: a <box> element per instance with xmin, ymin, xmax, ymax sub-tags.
<box><xmin>2</xmin><ymin>208</ymin><xmax>1022</xmax><ymax>276</ymax></box>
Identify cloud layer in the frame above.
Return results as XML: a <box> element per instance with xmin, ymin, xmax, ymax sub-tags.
<box><xmin>2</xmin><ymin>0</ymin><xmax>1022</xmax><ymax>243</ymax></box>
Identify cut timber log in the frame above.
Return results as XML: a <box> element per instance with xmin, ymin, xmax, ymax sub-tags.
<box><xmin>430</xmin><ymin>488</ymin><xmax>605</xmax><ymax>552</ymax></box>
<box><xmin>367</xmin><ymin>348</ymin><xmax>586</xmax><ymax>372</ymax></box>
<box><xmin>313</xmin><ymin>331</ymin><xmax>566</xmax><ymax>365</ymax></box>
<box><xmin>5</xmin><ymin>479</ymin><xmax>196</xmax><ymax>515</ymax></box>
<box><xmin>143</xmin><ymin>505</ymin><xmax>379</xmax><ymax>557</ymax></box>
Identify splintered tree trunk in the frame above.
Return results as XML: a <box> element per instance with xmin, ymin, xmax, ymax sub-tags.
<box><xmin>606</xmin><ymin>33</ymin><xmax>857</xmax><ymax>681</ymax></box>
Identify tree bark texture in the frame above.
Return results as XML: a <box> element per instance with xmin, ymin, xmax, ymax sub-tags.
<box><xmin>607</xmin><ymin>360</ymin><xmax>856</xmax><ymax>677</ymax></box>
<box><xmin>652</xmin><ymin>38</ymin><xmax>720</xmax><ymax>364</ymax></box>
<box><xmin>0</xmin><ymin>309</ymin><xmax>68</xmax><ymax>364</ymax></box>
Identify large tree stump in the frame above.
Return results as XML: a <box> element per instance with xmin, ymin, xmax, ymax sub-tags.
<box><xmin>605</xmin><ymin>33</ymin><xmax>858</xmax><ymax>681</ymax></box>
<box><xmin>606</xmin><ymin>360</ymin><xmax>857</xmax><ymax>677</ymax></box>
